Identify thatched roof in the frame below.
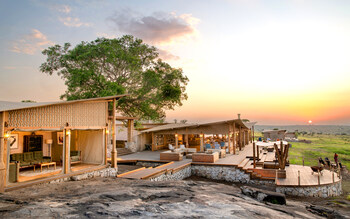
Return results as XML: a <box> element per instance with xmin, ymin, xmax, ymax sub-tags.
<box><xmin>141</xmin><ymin>119</ymin><xmax>250</xmax><ymax>134</ymax></box>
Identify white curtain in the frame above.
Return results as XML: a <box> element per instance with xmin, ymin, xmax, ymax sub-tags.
<box><xmin>76</xmin><ymin>130</ymin><xmax>103</xmax><ymax>164</ymax></box>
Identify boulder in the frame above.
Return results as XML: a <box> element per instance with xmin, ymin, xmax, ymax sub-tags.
<box><xmin>240</xmin><ymin>186</ymin><xmax>286</xmax><ymax>205</ymax></box>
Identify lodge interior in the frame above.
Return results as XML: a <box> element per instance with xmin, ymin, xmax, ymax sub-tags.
<box><xmin>7</xmin><ymin>129</ymin><xmax>105</xmax><ymax>184</ymax></box>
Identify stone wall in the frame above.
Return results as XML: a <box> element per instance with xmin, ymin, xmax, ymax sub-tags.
<box><xmin>276</xmin><ymin>181</ymin><xmax>342</xmax><ymax>198</ymax></box>
<box><xmin>150</xmin><ymin>166</ymin><xmax>192</xmax><ymax>181</ymax></box>
<box><xmin>49</xmin><ymin>167</ymin><xmax>118</xmax><ymax>184</ymax></box>
<box><xmin>191</xmin><ymin>165</ymin><xmax>251</xmax><ymax>183</ymax></box>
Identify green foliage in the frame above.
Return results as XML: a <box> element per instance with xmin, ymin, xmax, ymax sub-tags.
<box><xmin>21</xmin><ymin>100</ymin><xmax>36</xmax><ymax>103</ymax></box>
<box><xmin>40</xmin><ymin>35</ymin><xmax>189</xmax><ymax>121</ymax></box>
<box><xmin>273</xmin><ymin>128</ymin><xmax>278</xmax><ymax>130</ymax></box>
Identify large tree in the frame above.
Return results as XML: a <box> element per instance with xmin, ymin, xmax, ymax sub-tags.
<box><xmin>40</xmin><ymin>35</ymin><xmax>189</xmax><ymax>121</ymax></box>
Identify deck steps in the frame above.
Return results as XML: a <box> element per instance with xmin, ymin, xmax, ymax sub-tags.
<box><xmin>118</xmin><ymin>160</ymin><xmax>191</xmax><ymax>180</ymax></box>
<box><xmin>117</xmin><ymin>148</ymin><xmax>133</xmax><ymax>156</ymax></box>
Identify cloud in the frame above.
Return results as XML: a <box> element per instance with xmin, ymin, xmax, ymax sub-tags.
<box><xmin>96</xmin><ymin>32</ymin><xmax>116</xmax><ymax>39</ymax></box>
<box><xmin>108</xmin><ymin>9</ymin><xmax>199</xmax><ymax>44</ymax></box>
<box><xmin>10</xmin><ymin>29</ymin><xmax>54</xmax><ymax>55</ymax></box>
<box><xmin>59</xmin><ymin>16</ymin><xmax>92</xmax><ymax>27</ymax></box>
<box><xmin>55</xmin><ymin>5</ymin><xmax>71</xmax><ymax>14</ymax></box>
<box><xmin>158</xmin><ymin>49</ymin><xmax>180</xmax><ymax>61</ymax></box>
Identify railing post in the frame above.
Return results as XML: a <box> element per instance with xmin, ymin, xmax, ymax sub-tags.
<box><xmin>302</xmin><ymin>157</ymin><xmax>304</xmax><ymax>166</ymax></box>
<box><xmin>332</xmin><ymin>170</ymin><xmax>334</xmax><ymax>183</ymax></box>
<box><xmin>318</xmin><ymin>170</ymin><xmax>320</xmax><ymax>185</ymax></box>
<box><xmin>298</xmin><ymin>170</ymin><xmax>300</xmax><ymax>186</ymax></box>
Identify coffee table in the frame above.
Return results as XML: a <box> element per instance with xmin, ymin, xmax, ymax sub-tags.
<box><xmin>40</xmin><ymin>162</ymin><xmax>56</xmax><ymax>172</ymax></box>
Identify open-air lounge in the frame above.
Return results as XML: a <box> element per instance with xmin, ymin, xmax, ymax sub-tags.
<box><xmin>0</xmin><ymin>95</ymin><xmax>127</xmax><ymax>192</ymax></box>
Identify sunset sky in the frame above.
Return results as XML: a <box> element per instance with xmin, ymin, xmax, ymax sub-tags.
<box><xmin>1</xmin><ymin>0</ymin><xmax>350</xmax><ymax>125</ymax></box>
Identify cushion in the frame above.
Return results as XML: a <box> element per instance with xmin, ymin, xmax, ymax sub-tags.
<box><xmin>70</xmin><ymin>151</ymin><xmax>80</xmax><ymax>157</ymax></box>
<box><xmin>23</xmin><ymin>152</ymin><xmax>34</xmax><ymax>162</ymax></box>
<box><xmin>11</xmin><ymin>153</ymin><xmax>23</xmax><ymax>162</ymax></box>
<box><xmin>33</xmin><ymin>151</ymin><xmax>43</xmax><ymax>160</ymax></box>
<box><xmin>20</xmin><ymin>161</ymin><xmax>32</xmax><ymax>167</ymax></box>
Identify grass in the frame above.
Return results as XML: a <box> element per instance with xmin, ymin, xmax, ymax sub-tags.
<box><xmin>255</xmin><ymin>133</ymin><xmax>350</xmax><ymax>168</ymax></box>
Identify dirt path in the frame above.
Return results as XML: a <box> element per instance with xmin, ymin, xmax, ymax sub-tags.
<box><xmin>0</xmin><ymin>177</ymin><xmax>349</xmax><ymax>218</ymax></box>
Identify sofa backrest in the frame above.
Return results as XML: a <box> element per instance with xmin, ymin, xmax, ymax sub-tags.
<box><xmin>10</xmin><ymin>153</ymin><xmax>23</xmax><ymax>162</ymax></box>
<box><xmin>70</xmin><ymin>151</ymin><xmax>80</xmax><ymax>157</ymax></box>
<box><xmin>23</xmin><ymin>152</ymin><xmax>34</xmax><ymax>161</ymax></box>
<box><xmin>33</xmin><ymin>151</ymin><xmax>43</xmax><ymax>160</ymax></box>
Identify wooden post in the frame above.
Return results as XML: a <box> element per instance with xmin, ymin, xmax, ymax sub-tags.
<box><xmin>239</xmin><ymin>126</ymin><xmax>242</xmax><ymax>151</ymax></box>
<box><xmin>127</xmin><ymin>119</ymin><xmax>133</xmax><ymax>143</ymax></box>
<box><xmin>228</xmin><ymin>124</ymin><xmax>231</xmax><ymax>154</ymax></box>
<box><xmin>200</xmin><ymin>133</ymin><xmax>204</xmax><ymax>152</ymax></box>
<box><xmin>232</xmin><ymin>122</ymin><xmax>236</xmax><ymax>154</ymax></box>
<box><xmin>175</xmin><ymin>133</ymin><xmax>178</xmax><ymax>148</ymax></box>
<box><xmin>257</xmin><ymin>145</ymin><xmax>259</xmax><ymax>160</ymax></box>
<box><xmin>111</xmin><ymin>98</ymin><xmax>117</xmax><ymax>168</ymax></box>
<box><xmin>104</xmin><ymin>128</ymin><xmax>108</xmax><ymax>165</ymax></box>
<box><xmin>302</xmin><ymin>157</ymin><xmax>304</xmax><ymax>166</ymax></box>
<box><xmin>0</xmin><ymin>112</ymin><xmax>6</xmax><ymax>192</ymax></box>
<box><xmin>151</xmin><ymin>133</ymin><xmax>155</xmax><ymax>151</ymax></box>
<box><xmin>332</xmin><ymin>170</ymin><xmax>334</xmax><ymax>183</ymax></box>
<box><xmin>252</xmin><ymin>126</ymin><xmax>255</xmax><ymax>142</ymax></box>
<box><xmin>185</xmin><ymin>134</ymin><xmax>189</xmax><ymax>148</ymax></box>
<box><xmin>253</xmin><ymin>142</ymin><xmax>256</xmax><ymax>168</ymax></box>
<box><xmin>63</xmin><ymin>129</ymin><xmax>71</xmax><ymax>174</ymax></box>
<box><xmin>298</xmin><ymin>170</ymin><xmax>300</xmax><ymax>186</ymax></box>
<box><xmin>318</xmin><ymin>170</ymin><xmax>320</xmax><ymax>185</ymax></box>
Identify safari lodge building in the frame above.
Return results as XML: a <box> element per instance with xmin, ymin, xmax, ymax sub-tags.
<box><xmin>0</xmin><ymin>95</ymin><xmax>125</xmax><ymax>192</ymax></box>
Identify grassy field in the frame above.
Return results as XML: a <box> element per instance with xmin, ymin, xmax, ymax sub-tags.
<box><xmin>254</xmin><ymin>133</ymin><xmax>350</xmax><ymax>168</ymax></box>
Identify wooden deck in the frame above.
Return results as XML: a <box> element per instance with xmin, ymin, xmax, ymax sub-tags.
<box><xmin>276</xmin><ymin>164</ymin><xmax>341</xmax><ymax>187</ymax></box>
<box><xmin>6</xmin><ymin>163</ymin><xmax>104</xmax><ymax>191</ymax></box>
<box><xmin>118</xmin><ymin>143</ymin><xmax>342</xmax><ymax>187</ymax></box>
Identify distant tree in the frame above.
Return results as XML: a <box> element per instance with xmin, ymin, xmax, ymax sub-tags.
<box><xmin>174</xmin><ymin>119</ymin><xmax>178</xmax><ymax>124</ymax></box>
<box><xmin>273</xmin><ymin>128</ymin><xmax>279</xmax><ymax>130</ymax></box>
<box><xmin>21</xmin><ymin>100</ymin><xmax>36</xmax><ymax>103</ymax></box>
<box><xmin>40</xmin><ymin>35</ymin><xmax>189</xmax><ymax>121</ymax></box>
<box><xmin>242</xmin><ymin>119</ymin><xmax>250</xmax><ymax>122</ymax></box>
<box><xmin>180</xmin><ymin>119</ymin><xmax>187</xmax><ymax>124</ymax></box>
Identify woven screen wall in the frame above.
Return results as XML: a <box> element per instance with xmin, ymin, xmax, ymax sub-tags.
<box><xmin>8</xmin><ymin>102</ymin><xmax>108</xmax><ymax>128</ymax></box>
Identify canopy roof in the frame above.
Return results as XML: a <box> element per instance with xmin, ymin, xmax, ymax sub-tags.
<box><xmin>0</xmin><ymin>95</ymin><xmax>128</xmax><ymax>112</ymax></box>
<box><xmin>262</xmin><ymin>129</ymin><xmax>287</xmax><ymax>133</ymax></box>
<box><xmin>141</xmin><ymin>119</ymin><xmax>252</xmax><ymax>135</ymax></box>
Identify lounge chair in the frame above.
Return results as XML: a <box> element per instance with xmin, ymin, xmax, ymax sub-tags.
<box><xmin>220</xmin><ymin>142</ymin><xmax>225</xmax><ymax>147</ymax></box>
<box><xmin>169</xmin><ymin>144</ymin><xmax>174</xmax><ymax>150</ymax></box>
<box><xmin>214</xmin><ymin>143</ymin><xmax>221</xmax><ymax>149</ymax></box>
<box><xmin>205</xmin><ymin>144</ymin><xmax>211</xmax><ymax>150</ymax></box>
<box><xmin>180</xmin><ymin>144</ymin><xmax>186</xmax><ymax>149</ymax></box>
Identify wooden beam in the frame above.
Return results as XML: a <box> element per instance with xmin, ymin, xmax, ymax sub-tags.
<box><xmin>111</xmin><ymin>98</ymin><xmax>117</xmax><ymax>168</ymax></box>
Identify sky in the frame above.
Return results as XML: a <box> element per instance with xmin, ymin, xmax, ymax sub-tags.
<box><xmin>1</xmin><ymin>0</ymin><xmax>350</xmax><ymax>125</ymax></box>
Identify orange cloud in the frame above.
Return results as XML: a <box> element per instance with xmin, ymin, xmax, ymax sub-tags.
<box><xmin>10</xmin><ymin>29</ymin><xmax>54</xmax><ymax>55</ymax></box>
